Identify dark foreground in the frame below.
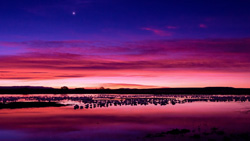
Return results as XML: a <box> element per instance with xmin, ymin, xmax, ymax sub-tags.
<box><xmin>0</xmin><ymin>86</ymin><xmax>250</xmax><ymax>94</ymax></box>
<box><xmin>0</xmin><ymin>94</ymin><xmax>250</xmax><ymax>140</ymax></box>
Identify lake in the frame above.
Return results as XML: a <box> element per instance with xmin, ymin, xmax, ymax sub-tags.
<box><xmin>0</xmin><ymin>94</ymin><xmax>250</xmax><ymax>140</ymax></box>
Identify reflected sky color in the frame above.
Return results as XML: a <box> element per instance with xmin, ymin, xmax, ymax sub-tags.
<box><xmin>1</xmin><ymin>0</ymin><xmax>250</xmax><ymax>88</ymax></box>
<box><xmin>1</xmin><ymin>94</ymin><xmax>250</xmax><ymax>140</ymax></box>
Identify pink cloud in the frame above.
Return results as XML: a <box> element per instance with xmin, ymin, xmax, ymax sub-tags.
<box><xmin>199</xmin><ymin>24</ymin><xmax>207</xmax><ymax>28</ymax></box>
<box><xmin>1</xmin><ymin>38</ymin><xmax>250</xmax><ymax>84</ymax></box>
<box><xmin>166</xmin><ymin>26</ymin><xmax>178</xmax><ymax>29</ymax></box>
<box><xmin>141</xmin><ymin>27</ymin><xmax>172</xmax><ymax>36</ymax></box>
<box><xmin>101</xmin><ymin>83</ymin><xmax>160</xmax><ymax>89</ymax></box>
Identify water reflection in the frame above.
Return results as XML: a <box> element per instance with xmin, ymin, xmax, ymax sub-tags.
<box><xmin>1</xmin><ymin>94</ymin><xmax>250</xmax><ymax>140</ymax></box>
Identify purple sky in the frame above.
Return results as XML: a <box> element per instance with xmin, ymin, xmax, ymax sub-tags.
<box><xmin>0</xmin><ymin>0</ymin><xmax>250</xmax><ymax>88</ymax></box>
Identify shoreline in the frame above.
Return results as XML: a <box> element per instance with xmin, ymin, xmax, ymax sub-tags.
<box><xmin>0</xmin><ymin>87</ymin><xmax>250</xmax><ymax>94</ymax></box>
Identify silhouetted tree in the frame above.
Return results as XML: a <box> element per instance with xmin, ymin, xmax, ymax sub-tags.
<box><xmin>99</xmin><ymin>87</ymin><xmax>105</xmax><ymax>90</ymax></box>
<box><xmin>61</xmin><ymin>86</ymin><xmax>69</xmax><ymax>90</ymax></box>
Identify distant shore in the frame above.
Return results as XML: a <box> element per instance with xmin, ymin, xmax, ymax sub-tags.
<box><xmin>0</xmin><ymin>87</ymin><xmax>250</xmax><ymax>94</ymax></box>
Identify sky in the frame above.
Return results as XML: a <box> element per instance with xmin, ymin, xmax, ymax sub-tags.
<box><xmin>0</xmin><ymin>0</ymin><xmax>250</xmax><ymax>88</ymax></box>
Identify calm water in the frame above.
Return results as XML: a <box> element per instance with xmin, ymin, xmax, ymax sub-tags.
<box><xmin>1</xmin><ymin>94</ymin><xmax>250</xmax><ymax>140</ymax></box>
